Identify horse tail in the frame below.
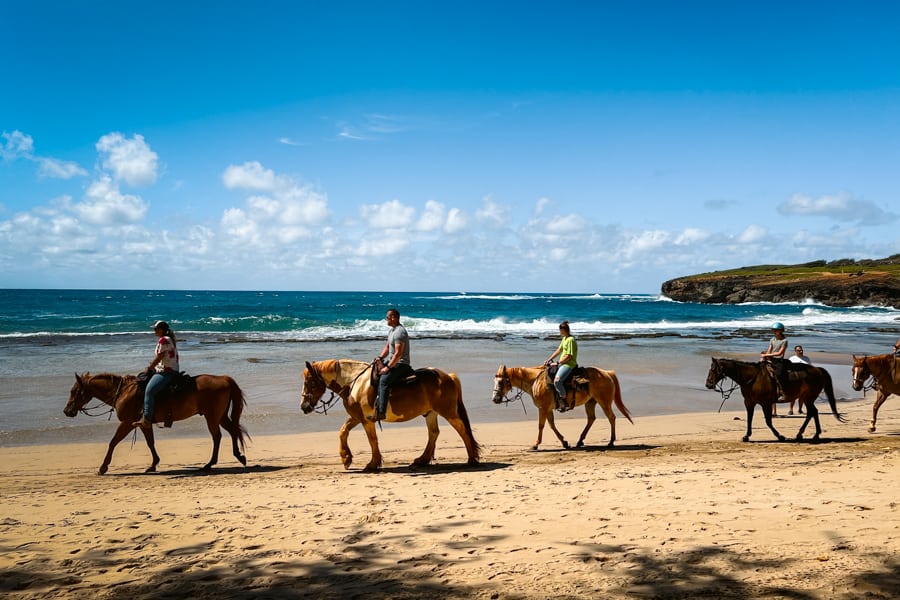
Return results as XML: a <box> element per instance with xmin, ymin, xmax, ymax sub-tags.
<box><xmin>819</xmin><ymin>368</ymin><xmax>846</xmax><ymax>423</ymax></box>
<box><xmin>608</xmin><ymin>370</ymin><xmax>634</xmax><ymax>424</ymax></box>
<box><xmin>451</xmin><ymin>373</ymin><xmax>481</xmax><ymax>462</ymax></box>
<box><xmin>228</xmin><ymin>377</ymin><xmax>251</xmax><ymax>450</ymax></box>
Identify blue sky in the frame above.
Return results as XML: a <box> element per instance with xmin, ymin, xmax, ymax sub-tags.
<box><xmin>2</xmin><ymin>1</ymin><xmax>899</xmax><ymax>293</ymax></box>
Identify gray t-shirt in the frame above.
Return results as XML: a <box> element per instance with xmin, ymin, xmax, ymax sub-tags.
<box><xmin>769</xmin><ymin>336</ymin><xmax>788</xmax><ymax>358</ymax></box>
<box><xmin>387</xmin><ymin>324</ymin><xmax>411</xmax><ymax>365</ymax></box>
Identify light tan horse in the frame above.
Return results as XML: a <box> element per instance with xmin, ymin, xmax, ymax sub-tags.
<box><xmin>491</xmin><ymin>364</ymin><xmax>633</xmax><ymax>450</ymax></box>
<box><xmin>64</xmin><ymin>372</ymin><xmax>249</xmax><ymax>474</ymax></box>
<box><xmin>852</xmin><ymin>354</ymin><xmax>900</xmax><ymax>432</ymax></box>
<box><xmin>301</xmin><ymin>359</ymin><xmax>481</xmax><ymax>471</ymax></box>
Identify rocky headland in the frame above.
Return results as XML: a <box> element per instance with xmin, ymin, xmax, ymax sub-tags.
<box><xmin>661</xmin><ymin>256</ymin><xmax>900</xmax><ymax>307</ymax></box>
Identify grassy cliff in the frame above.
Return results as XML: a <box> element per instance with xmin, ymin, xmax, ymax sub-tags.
<box><xmin>660</xmin><ymin>256</ymin><xmax>900</xmax><ymax>307</ymax></box>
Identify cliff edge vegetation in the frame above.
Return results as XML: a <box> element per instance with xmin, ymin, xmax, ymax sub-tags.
<box><xmin>660</xmin><ymin>256</ymin><xmax>900</xmax><ymax>307</ymax></box>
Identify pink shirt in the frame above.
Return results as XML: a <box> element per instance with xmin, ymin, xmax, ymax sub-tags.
<box><xmin>154</xmin><ymin>336</ymin><xmax>180</xmax><ymax>372</ymax></box>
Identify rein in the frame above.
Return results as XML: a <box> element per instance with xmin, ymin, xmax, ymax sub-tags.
<box><xmin>497</xmin><ymin>385</ymin><xmax>528</xmax><ymax>415</ymax></box>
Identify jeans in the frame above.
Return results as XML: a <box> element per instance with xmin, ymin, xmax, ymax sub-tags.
<box><xmin>143</xmin><ymin>371</ymin><xmax>176</xmax><ymax>420</ymax></box>
<box><xmin>376</xmin><ymin>364</ymin><xmax>413</xmax><ymax>416</ymax></box>
<box><xmin>554</xmin><ymin>364</ymin><xmax>573</xmax><ymax>399</ymax></box>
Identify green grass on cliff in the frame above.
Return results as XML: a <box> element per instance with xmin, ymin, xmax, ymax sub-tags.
<box><xmin>684</xmin><ymin>256</ymin><xmax>900</xmax><ymax>280</ymax></box>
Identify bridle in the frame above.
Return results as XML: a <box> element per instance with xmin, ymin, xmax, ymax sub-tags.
<box><xmin>72</xmin><ymin>374</ymin><xmax>123</xmax><ymax>419</ymax></box>
<box><xmin>852</xmin><ymin>359</ymin><xmax>877</xmax><ymax>395</ymax></box>
<box><xmin>708</xmin><ymin>359</ymin><xmax>743</xmax><ymax>413</ymax></box>
<box><xmin>493</xmin><ymin>367</ymin><xmax>528</xmax><ymax>414</ymax></box>
<box><xmin>303</xmin><ymin>361</ymin><xmax>372</xmax><ymax>415</ymax></box>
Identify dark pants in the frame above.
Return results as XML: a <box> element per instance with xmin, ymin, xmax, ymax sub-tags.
<box><xmin>376</xmin><ymin>364</ymin><xmax>413</xmax><ymax>416</ymax></box>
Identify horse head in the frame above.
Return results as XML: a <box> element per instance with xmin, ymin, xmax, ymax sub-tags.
<box><xmin>851</xmin><ymin>355</ymin><xmax>871</xmax><ymax>392</ymax></box>
<box><xmin>705</xmin><ymin>358</ymin><xmax>725</xmax><ymax>390</ymax></box>
<box><xmin>300</xmin><ymin>361</ymin><xmax>327</xmax><ymax>413</ymax></box>
<box><xmin>64</xmin><ymin>372</ymin><xmax>91</xmax><ymax>417</ymax></box>
<box><xmin>492</xmin><ymin>365</ymin><xmax>512</xmax><ymax>403</ymax></box>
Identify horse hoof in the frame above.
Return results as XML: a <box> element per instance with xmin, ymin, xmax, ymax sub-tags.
<box><xmin>530</xmin><ymin>445</ymin><xmax>539</xmax><ymax>451</ymax></box>
<box><xmin>237</xmin><ymin>455</ymin><xmax>247</xmax><ymax>466</ymax></box>
<box><xmin>145</xmin><ymin>466</ymin><xmax>157</xmax><ymax>473</ymax></box>
<box><xmin>606</xmin><ymin>441</ymin><xmax>615</xmax><ymax>448</ymax></box>
<box><xmin>576</xmin><ymin>440</ymin><xmax>585</xmax><ymax>448</ymax></box>
<box><xmin>201</xmin><ymin>464</ymin><xmax>213</xmax><ymax>472</ymax></box>
<box><xmin>777</xmin><ymin>435</ymin><xmax>786</xmax><ymax>442</ymax></box>
<box><xmin>868</xmin><ymin>426</ymin><xmax>876</xmax><ymax>433</ymax></box>
<box><xmin>795</xmin><ymin>434</ymin><xmax>803</xmax><ymax>441</ymax></box>
<box><xmin>562</xmin><ymin>441</ymin><xmax>570</xmax><ymax>450</ymax></box>
<box><xmin>98</xmin><ymin>465</ymin><xmax>108</xmax><ymax>475</ymax></box>
<box><xmin>741</xmin><ymin>436</ymin><xmax>750</xmax><ymax>442</ymax></box>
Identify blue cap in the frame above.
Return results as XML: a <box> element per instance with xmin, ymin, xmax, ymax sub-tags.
<box><xmin>771</xmin><ymin>322</ymin><xmax>784</xmax><ymax>330</ymax></box>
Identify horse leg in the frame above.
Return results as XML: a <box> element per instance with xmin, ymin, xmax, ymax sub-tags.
<box><xmin>338</xmin><ymin>417</ymin><xmax>358</xmax><ymax>470</ymax></box>
<box><xmin>796</xmin><ymin>401</ymin><xmax>820</xmax><ymax>441</ymax></box>
<box><xmin>99</xmin><ymin>421</ymin><xmax>141</xmax><ymax>475</ymax></box>
<box><xmin>742</xmin><ymin>402</ymin><xmax>754</xmax><ymax>442</ymax></box>
<box><xmin>545</xmin><ymin>407</ymin><xmax>570</xmax><ymax>449</ymax></box>
<box><xmin>360</xmin><ymin>421</ymin><xmax>383</xmax><ymax>472</ymax></box>
<box><xmin>412</xmin><ymin>412</ymin><xmax>440</xmax><ymax>467</ymax></box>
<box><xmin>139</xmin><ymin>425</ymin><xmax>161</xmax><ymax>473</ymax></box>
<box><xmin>760</xmin><ymin>403</ymin><xmax>786</xmax><ymax>441</ymax></box>
<box><xmin>575</xmin><ymin>400</ymin><xmax>598</xmax><ymax>448</ymax></box>
<box><xmin>220</xmin><ymin>414</ymin><xmax>247</xmax><ymax>466</ymax></box>
<box><xmin>870</xmin><ymin>390</ymin><xmax>889</xmax><ymax>433</ymax></box>
<box><xmin>201</xmin><ymin>415</ymin><xmax>223</xmax><ymax>471</ymax></box>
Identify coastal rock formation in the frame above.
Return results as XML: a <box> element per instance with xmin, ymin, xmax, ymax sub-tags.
<box><xmin>661</xmin><ymin>257</ymin><xmax>900</xmax><ymax>307</ymax></box>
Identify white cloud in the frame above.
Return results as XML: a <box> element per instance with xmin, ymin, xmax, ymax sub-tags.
<box><xmin>218</xmin><ymin>164</ymin><xmax>330</xmax><ymax>251</ymax></box>
<box><xmin>737</xmin><ymin>224</ymin><xmax>767</xmax><ymax>243</ymax></box>
<box><xmin>546</xmin><ymin>214</ymin><xmax>586</xmax><ymax>234</ymax></box>
<box><xmin>476</xmin><ymin>195</ymin><xmax>508</xmax><ymax>225</ymax></box>
<box><xmin>360</xmin><ymin>199</ymin><xmax>415</xmax><ymax>229</ymax></box>
<box><xmin>416</xmin><ymin>200</ymin><xmax>446</xmax><ymax>232</ymax></box>
<box><xmin>778</xmin><ymin>192</ymin><xmax>896</xmax><ymax>226</ymax></box>
<box><xmin>1</xmin><ymin>130</ymin><xmax>34</xmax><ymax>160</ymax></box>
<box><xmin>223</xmin><ymin>161</ymin><xmax>280</xmax><ymax>191</ymax></box>
<box><xmin>674</xmin><ymin>228</ymin><xmax>710</xmax><ymax>245</ymax></box>
<box><xmin>74</xmin><ymin>176</ymin><xmax>148</xmax><ymax>224</ymax></box>
<box><xmin>445</xmin><ymin>207</ymin><xmax>467</xmax><ymax>233</ymax></box>
<box><xmin>96</xmin><ymin>133</ymin><xmax>158</xmax><ymax>186</ymax></box>
<box><xmin>37</xmin><ymin>157</ymin><xmax>88</xmax><ymax>179</ymax></box>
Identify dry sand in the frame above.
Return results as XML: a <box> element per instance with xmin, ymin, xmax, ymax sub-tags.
<box><xmin>2</xmin><ymin>399</ymin><xmax>899</xmax><ymax>599</ymax></box>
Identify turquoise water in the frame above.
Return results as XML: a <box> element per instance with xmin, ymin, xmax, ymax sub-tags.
<box><xmin>2</xmin><ymin>289</ymin><xmax>898</xmax><ymax>341</ymax></box>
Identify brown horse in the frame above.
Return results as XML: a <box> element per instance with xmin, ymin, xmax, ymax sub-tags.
<box><xmin>491</xmin><ymin>364</ymin><xmax>633</xmax><ymax>450</ymax></box>
<box><xmin>64</xmin><ymin>372</ymin><xmax>249</xmax><ymax>474</ymax></box>
<box><xmin>851</xmin><ymin>354</ymin><xmax>900</xmax><ymax>433</ymax></box>
<box><xmin>300</xmin><ymin>359</ymin><xmax>481</xmax><ymax>471</ymax></box>
<box><xmin>705</xmin><ymin>357</ymin><xmax>845</xmax><ymax>442</ymax></box>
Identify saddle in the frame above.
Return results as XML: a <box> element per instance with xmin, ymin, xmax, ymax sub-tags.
<box><xmin>546</xmin><ymin>365</ymin><xmax>589</xmax><ymax>410</ymax></box>
<box><xmin>370</xmin><ymin>359</ymin><xmax>431</xmax><ymax>389</ymax></box>
<box><xmin>546</xmin><ymin>364</ymin><xmax>588</xmax><ymax>390</ymax></box>
<box><xmin>136</xmin><ymin>370</ymin><xmax>197</xmax><ymax>427</ymax></box>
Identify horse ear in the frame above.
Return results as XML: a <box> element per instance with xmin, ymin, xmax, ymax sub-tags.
<box><xmin>75</xmin><ymin>372</ymin><xmax>83</xmax><ymax>384</ymax></box>
<box><xmin>305</xmin><ymin>361</ymin><xmax>313</xmax><ymax>371</ymax></box>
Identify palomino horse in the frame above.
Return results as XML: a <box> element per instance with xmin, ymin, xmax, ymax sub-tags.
<box><xmin>851</xmin><ymin>354</ymin><xmax>900</xmax><ymax>433</ymax></box>
<box><xmin>705</xmin><ymin>358</ymin><xmax>845</xmax><ymax>442</ymax></box>
<box><xmin>65</xmin><ymin>372</ymin><xmax>249</xmax><ymax>474</ymax></box>
<box><xmin>491</xmin><ymin>365</ymin><xmax>633</xmax><ymax>450</ymax></box>
<box><xmin>300</xmin><ymin>359</ymin><xmax>481</xmax><ymax>471</ymax></box>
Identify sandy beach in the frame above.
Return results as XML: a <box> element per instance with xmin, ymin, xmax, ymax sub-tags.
<box><xmin>2</xmin><ymin>393</ymin><xmax>899</xmax><ymax>599</ymax></box>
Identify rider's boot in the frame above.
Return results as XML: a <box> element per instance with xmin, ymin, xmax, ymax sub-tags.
<box><xmin>132</xmin><ymin>415</ymin><xmax>152</xmax><ymax>428</ymax></box>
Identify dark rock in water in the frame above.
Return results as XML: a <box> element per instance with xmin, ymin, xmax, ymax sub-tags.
<box><xmin>660</xmin><ymin>256</ymin><xmax>900</xmax><ymax>308</ymax></box>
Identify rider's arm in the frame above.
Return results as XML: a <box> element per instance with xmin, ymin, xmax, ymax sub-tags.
<box><xmin>386</xmin><ymin>341</ymin><xmax>405</xmax><ymax>369</ymax></box>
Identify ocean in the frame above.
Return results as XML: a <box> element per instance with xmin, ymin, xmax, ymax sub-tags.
<box><xmin>2</xmin><ymin>289</ymin><xmax>897</xmax><ymax>448</ymax></box>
